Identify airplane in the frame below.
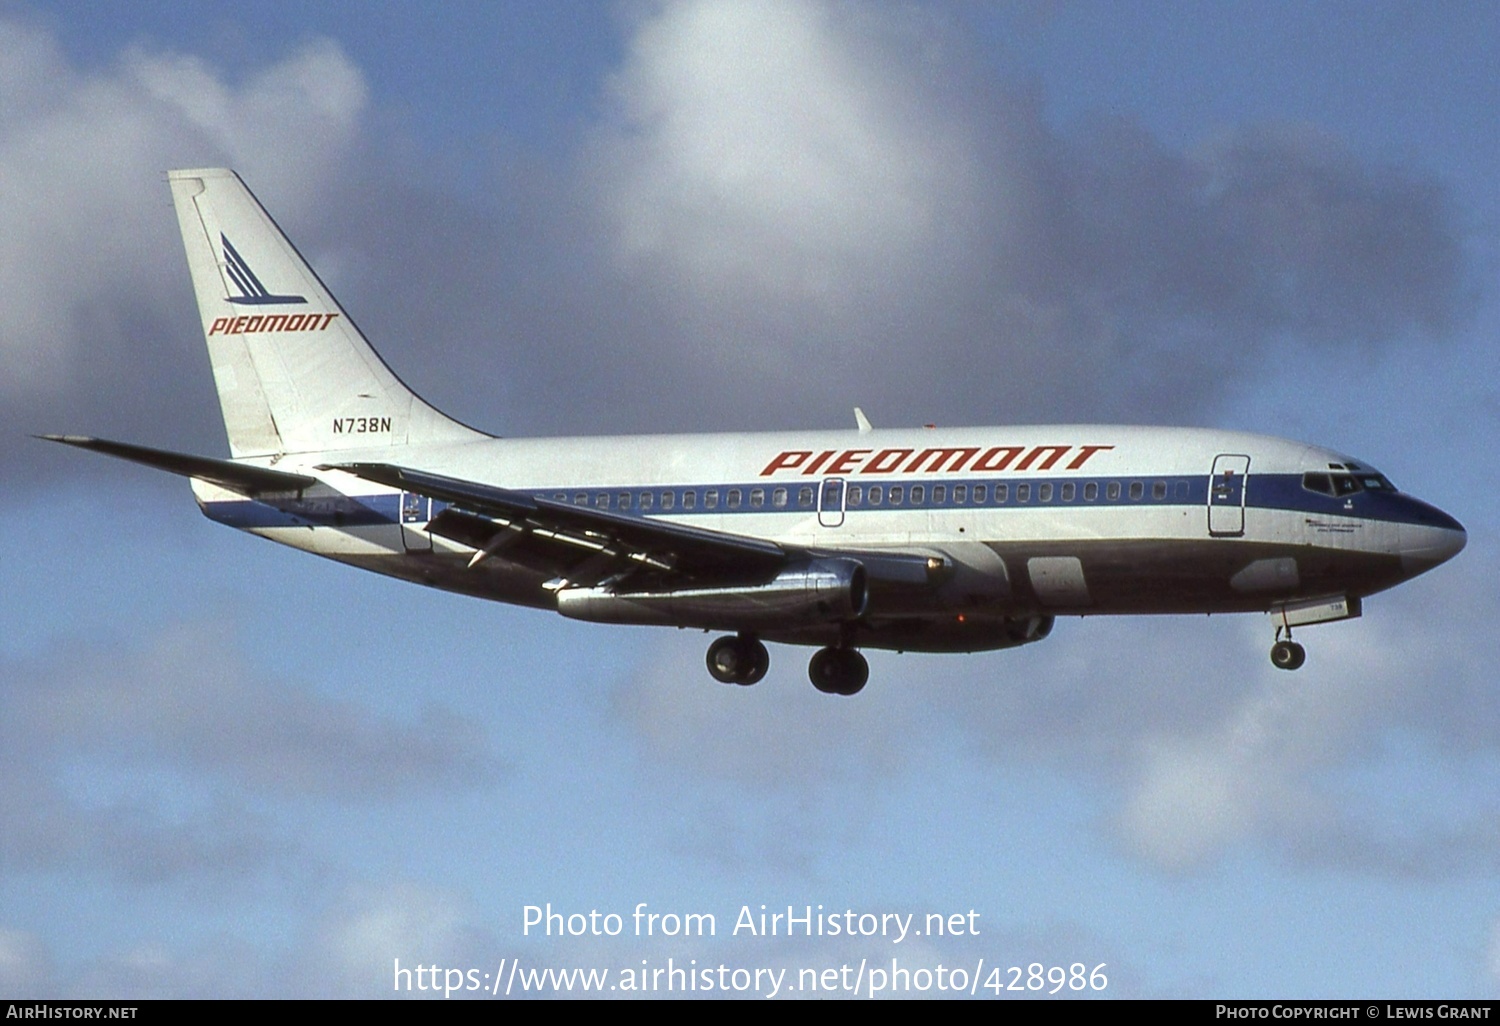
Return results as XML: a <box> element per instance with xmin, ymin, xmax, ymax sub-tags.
<box><xmin>43</xmin><ymin>168</ymin><xmax>1467</xmax><ymax>696</ymax></box>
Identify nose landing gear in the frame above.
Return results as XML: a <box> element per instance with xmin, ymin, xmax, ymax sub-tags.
<box><xmin>1270</xmin><ymin>627</ymin><xmax>1306</xmax><ymax>671</ymax></box>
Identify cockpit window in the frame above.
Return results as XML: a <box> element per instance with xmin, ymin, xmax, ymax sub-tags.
<box><xmin>1302</xmin><ymin>472</ymin><xmax>1333</xmax><ymax>496</ymax></box>
<box><xmin>1305</xmin><ymin>471</ymin><xmax>1387</xmax><ymax>497</ymax></box>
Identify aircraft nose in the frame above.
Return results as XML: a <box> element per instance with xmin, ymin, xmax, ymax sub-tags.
<box><xmin>1399</xmin><ymin>503</ymin><xmax>1466</xmax><ymax>576</ymax></box>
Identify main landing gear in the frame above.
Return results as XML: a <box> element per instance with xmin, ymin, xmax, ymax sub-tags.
<box><xmin>1270</xmin><ymin>626</ymin><xmax>1307</xmax><ymax>671</ymax></box>
<box><xmin>706</xmin><ymin>634</ymin><xmax>769</xmax><ymax>686</ymax></box>
<box><xmin>704</xmin><ymin>635</ymin><xmax>869</xmax><ymax>695</ymax></box>
<box><xmin>808</xmin><ymin>646</ymin><xmax>868</xmax><ymax>696</ymax></box>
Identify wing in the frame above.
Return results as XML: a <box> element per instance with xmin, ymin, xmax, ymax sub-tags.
<box><xmin>330</xmin><ymin>462</ymin><xmax>793</xmax><ymax>588</ymax></box>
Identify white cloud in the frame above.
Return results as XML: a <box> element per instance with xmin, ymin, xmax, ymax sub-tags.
<box><xmin>0</xmin><ymin>927</ymin><xmax>52</xmax><ymax>996</ymax></box>
<box><xmin>0</xmin><ymin>16</ymin><xmax>365</xmax><ymax>439</ymax></box>
<box><xmin>596</xmin><ymin>0</ymin><xmax>984</xmax><ymax>327</ymax></box>
<box><xmin>1114</xmin><ymin>547</ymin><xmax>1498</xmax><ymax>871</ymax></box>
<box><xmin>8</xmin><ymin>879</ymin><xmax>500</xmax><ymax>998</ymax></box>
<box><xmin>612</xmin><ymin>543</ymin><xmax>1497</xmax><ymax>877</ymax></box>
<box><xmin>1117</xmin><ymin>667</ymin><xmax>1371</xmax><ymax>869</ymax></box>
<box><xmin>0</xmin><ymin>620</ymin><xmax>500</xmax><ymax>879</ymax></box>
<box><xmin>572</xmin><ymin>0</ymin><xmax>1470</xmax><ymax>430</ymax></box>
<box><xmin>305</xmin><ymin>881</ymin><xmax>496</xmax><ymax>998</ymax></box>
<box><xmin>7</xmin><ymin>3</ymin><xmax>1471</xmax><ymax>461</ymax></box>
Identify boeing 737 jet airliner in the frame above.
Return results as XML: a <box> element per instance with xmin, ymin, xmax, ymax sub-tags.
<box><xmin>44</xmin><ymin>169</ymin><xmax>1466</xmax><ymax>695</ymax></box>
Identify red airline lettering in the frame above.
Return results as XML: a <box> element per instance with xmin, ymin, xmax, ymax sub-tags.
<box><xmin>862</xmin><ymin>448</ymin><xmax>913</xmax><ymax>474</ymax></box>
<box><xmin>758</xmin><ymin>442</ymin><xmax>1116</xmax><ymax>477</ymax></box>
<box><xmin>1066</xmin><ymin>444</ymin><xmax>1115</xmax><ymax>469</ymax></box>
<box><xmin>759</xmin><ymin>451</ymin><xmax>811</xmax><ymax>476</ymax></box>
<box><xmin>207</xmin><ymin>312</ymin><xmax>340</xmax><ymax>337</ymax></box>
<box><xmin>973</xmin><ymin>446</ymin><xmax>1024</xmax><ymax>472</ymax></box>
<box><xmin>905</xmin><ymin>447</ymin><xmax>980</xmax><ymax>474</ymax></box>
<box><xmin>1015</xmin><ymin>445</ymin><xmax>1070</xmax><ymax>471</ymax></box>
<box><xmin>827</xmin><ymin>449</ymin><xmax>871</xmax><ymax>475</ymax></box>
<box><xmin>802</xmin><ymin>450</ymin><xmax>836</xmax><ymax>475</ymax></box>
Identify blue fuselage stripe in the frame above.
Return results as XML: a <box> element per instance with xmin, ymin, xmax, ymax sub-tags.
<box><xmin>199</xmin><ymin>472</ymin><xmax>1450</xmax><ymax>532</ymax></box>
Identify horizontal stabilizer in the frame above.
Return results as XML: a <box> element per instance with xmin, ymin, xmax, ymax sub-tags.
<box><xmin>39</xmin><ymin>435</ymin><xmax>317</xmax><ymax>495</ymax></box>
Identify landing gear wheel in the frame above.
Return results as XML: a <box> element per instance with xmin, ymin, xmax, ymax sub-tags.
<box><xmin>1270</xmin><ymin>640</ymin><xmax>1306</xmax><ymax>671</ymax></box>
<box><xmin>808</xmin><ymin>647</ymin><xmax>869</xmax><ymax>696</ymax></box>
<box><xmin>706</xmin><ymin>635</ymin><xmax>769</xmax><ymax>685</ymax></box>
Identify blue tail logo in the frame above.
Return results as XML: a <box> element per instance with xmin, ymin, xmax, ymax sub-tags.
<box><xmin>222</xmin><ymin>234</ymin><xmax>307</xmax><ymax>306</ymax></box>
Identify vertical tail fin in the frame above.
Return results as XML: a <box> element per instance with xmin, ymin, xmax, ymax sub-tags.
<box><xmin>168</xmin><ymin>168</ymin><xmax>487</xmax><ymax>457</ymax></box>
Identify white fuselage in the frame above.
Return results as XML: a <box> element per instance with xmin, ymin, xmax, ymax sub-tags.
<box><xmin>192</xmin><ymin>423</ymin><xmax>1464</xmax><ymax>653</ymax></box>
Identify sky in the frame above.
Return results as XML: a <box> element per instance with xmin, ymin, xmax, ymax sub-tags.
<box><xmin>2</xmin><ymin>0</ymin><xmax>1497</xmax><ymax>999</ymax></box>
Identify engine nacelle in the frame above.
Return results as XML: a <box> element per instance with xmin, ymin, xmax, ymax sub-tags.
<box><xmin>555</xmin><ymin>558</ymin><xmax>868</xmax><ymax>631</ymax></box>
<box><xmin>1004</xmin><ymin>614</ymin><xmax>1053</xmax><ymax>644</ymax></box>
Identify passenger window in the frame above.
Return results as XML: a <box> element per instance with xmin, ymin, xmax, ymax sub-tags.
<box><xmin>1152</xmin><ymin>481</ymin><xmax>1166</xmax><ymax>500</ymax></box>
<box><xmin>1061</xmin><ymin>482</ymin><xmax>1075</xmax><ymax>502</ymax></box>
<box><xmin>640</xmin><ymin>492</ymin><xmax>653</xmax><ymax>511</ymax></box>
<box><xmin>750</xmin><ymin>487</ymin><xmax>764</xmax><ymax>509</ymax></box>
<box><xmin>995</xmin><ymin>483</ymin><xmax>1008</xmax><ymax>504</ymax></box>
<box><xmin>618</xmin><ymin>492</ymin><xmax>631</xmax><ymax>510</ymax></box>
<box><xmin>1107</xmin><ymin>482</ymin><xmax>1121</xmax><ymax>501</ymax></box>
<box><xmin>705</xmin><ymin>489</ymin><xmax>719</xmax><ymax>509</ymax></box>
<box><xmin>772</xmin><ymin>487</ymin><xmax>787</xmax><ymax>509</ymax></box>
<box><xmin>1084</xmin><ymin>482</ymin><xmax>1097</xmax><ymax>501</ymax></box>
<box><xmin>683</xmin><ymin>491</ymin><xmax>696</xmax><ymax>510</ymax></box>
<box><xmin>973</xmin><ymin>484</ymin><xmax>986</xmax><ymax>503</ymax></box>
<box><xmin>798</xmin><ymin>486</ymin><xmax>814</xmax><ymax>508</ymax></box>
<box><xmin>1017</xmin><ymin>483</ymin><xmax>1030</xmax><ymax>503</ymax></box>
<box><xmin>575</xmin><ymin>492</ymin><xmax>588</xmax><ymax>506</ymax></box>
<box><xmin>933</xmin><ymin>485</ymin><xmax>946</xmax><ymax>504</ymax></box>
<box><xmin>911</xmin><ymin>485</ymin><xmax>925</xmax><ymax>505</ymax></box>
<box><xmin>1039</xmin><ymin>483</ymin><xmax>1053</xmax><ymax>503</ymax></box>
<box><xmin>726</xmin><ymin>488</ymin><xmax>741</xmax><ymax>509</ymax></box>
<box><xmin>889</xmin><ymin>485</ymin><xmax>903</xmax><ymax>506</ymax></box>
<box><xmin>847</xmin><ymin>485</ymin><xmax>863</xmax><ymax>507</ymax></box>
<box><xmin>868</xmin><ymin>485</ymin><xmax>882</xmax><ymax>506</ymax></box>
<box><xmin>1129</xmin><ymin>482</ymin><xmax>1144</xmax><ymax>500</ymax></box>
<box><xmin>953</xmin><ymin>485</ymin><xmax>967</xmax><ymax>504</ymax></box>
<box><xmin>661</xmin><ymin>491</ymin><xmax>675</xmax><ymax>510</ymax></box>
<box><xmin>595</xmin><ymin>493</ymin><xmax>610</xmax><ymax>509</ymax></box>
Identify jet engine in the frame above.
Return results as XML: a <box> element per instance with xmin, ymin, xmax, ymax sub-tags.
<box><xmin>555</xmin><ymin>558</ymin><xmax>867</xmax><ymax>631</ymax></box>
